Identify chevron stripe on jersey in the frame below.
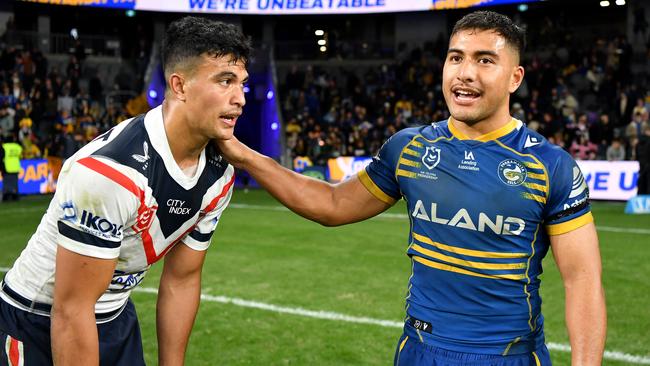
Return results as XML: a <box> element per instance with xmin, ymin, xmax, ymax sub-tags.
<box><xmin>1</xmin><ymin>105</ymin><xmax>234</xmax><ymax>318</ymax></box>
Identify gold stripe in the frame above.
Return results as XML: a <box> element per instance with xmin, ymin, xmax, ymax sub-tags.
<box><xmin>396</xmin><ymin>169</ymin><xmax>418</xmax><ymax>178</ymax></box>
<box><xmin>527</xmin><ymin>172</ymin><xmax>546</xmax><ymax>181</ymax></box>
<box><xmin>403</xmin><ymin>148</ymin><xmax>420</xmax><ymax>157</ymax></box>
<box><xmin>411</xmin><ymin>141</ymin><xmax>423</xmax><ymax>148</ymax></box>
<box><xmin>521</xmin><ymin>192</ymin><xmax>547</xmax><ymax>204</ymax></box>
<box><xmin>412</xmin><ymin>256</ymin><xmax>526</xmax><ymax>280</ymax></box>
<box><xmin>546</xmin><ymin>212</ymin><xmax>594</xmax><ymax>236</ymax></box>
<box><xmin>524</xmin><ymin>162</ymin><xmax>544</xmax><ymax>170</ymax></box>
<box><xmin>399</xmin><ymin>158</ymin><xmax>421</xmax><ymax>168</ymax></box>
<box><xmin>411</xmin><ymin>244</ymin><xmax>526</xmax><ymax>270</ymax></box>
<box><xmin>524</xmin><ymin>225</ymin><xmax>540</xmax><ymax>331</ymax></box>
<box><xmin>449</xmin><ymin>117</ymin><xmax>518</xmax><ymax>141</ymax></box>
<box><xmin>502</xmin><ymin>337</ymin><xmax>521</xmax><ymax>356</ymax></box>
<box><xmin>394</xmin><ymin>135</ymin><xmax>453</xmax><ymax>181</ymax></box>
<box><xmin>398</xmin><ymin>336</ymin><xmax>409</xmax><ymax>353</ymax></box>
<box><xmin>524</xmin><ymin>182</ymin><xmax>548</xmax><ymax>194</ymax></box>
<box><xmin>412</xmin><ymin>233</ymin><xmax>527</xmax><ymax>259</ymax></box>
<box><xmin>533</xmin><ymin>352</ymin><xmax>541</xmax><ymax>366</ymax></box>
<box><xmin>357</xmin><ymin>169</ymin><xmax>397</xmax><ymax>205</ymax></box>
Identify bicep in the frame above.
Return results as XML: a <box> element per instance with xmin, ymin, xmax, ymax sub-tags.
<box><xmin>53</xmin><ymin>245</ymin><xmax>117</xmax><ymax>307</ymax></box>
<box><xmin>162</xmin><ymin>243</ymin><xmax>207</xmax><ymax>281</ymax></box>
<box><xmin>327</xmin><ymin>175</ymin><xmax>394</xmax><ymax>226</ymax></box>
<box><xmin>550</xmin><ymin>222</ymin><xmax>602</xmax><ymax>283</ymax></box>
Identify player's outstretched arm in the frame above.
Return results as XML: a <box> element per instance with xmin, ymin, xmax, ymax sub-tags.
<box><xmin>550</xmin><ymin>222</ymin><xmax>606</xmax><ymax>366</ymax></box>
<box><xmin>51</xmin><ymin>246</ymin><xmax>118</xmax><ymax>365</ymax></box>
<box><xmin>157</xmin><ymin>242</ymin><xmax>207</xmax><ymax>366</ymax></box>
<box><xmin>217</xmin><ymin>137</ymin><xmax>392</xmax><ymax>226</ymax></box>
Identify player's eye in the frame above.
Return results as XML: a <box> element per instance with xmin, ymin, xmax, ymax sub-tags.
<box><xmin>448</xmin><ymin>55</ymin><xmax>462</xmax><ymax>63</ymax></box>
<box><xmin>478</xmin><ymin>58</ymin><xmax>494</xmax><ymax>64</ymax></box>
<box><xmin>218</xmin><ymin>79</ymin><xmax>232</xmax><ymax>86</ymax></box>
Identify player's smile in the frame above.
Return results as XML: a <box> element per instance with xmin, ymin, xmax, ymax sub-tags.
<box><xmin>451</xmin><ymin>85</ymin><xmax>482</xmax><ymax>106</ymax></box>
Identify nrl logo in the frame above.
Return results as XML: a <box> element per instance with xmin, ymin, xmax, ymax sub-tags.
<box><xmin>422</xmin><ymin>146</ymin><xmax>441</xmax><ymax>170</ymax></box>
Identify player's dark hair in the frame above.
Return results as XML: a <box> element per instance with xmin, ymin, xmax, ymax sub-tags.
<box><xmin>451</xmin><ymin>11</ymin><xmax>526</xmax><ymax>61</ymax></box>
<box><xmin>162</xmin><ymin>16</ymin><xmax>252</xmax><ymax>77</ymax></box>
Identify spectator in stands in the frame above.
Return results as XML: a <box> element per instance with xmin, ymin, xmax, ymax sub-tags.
<box><xmin>1</xmin><ymin>133</ymin><xmax>22</xmax><ymax>201</ymax></box>
<box><xmin>606</xmin><ymin>138</ymin><xmax>626</xmax><ymax>161</ymax></box>
<box><xmin>633</xmin><ymin>97</ymin><xmax>648</xmax><ymax>118</ymax></box>
<box><xmin>626</xmin><ymin>111</ymin><xmax>649</xmax><ymax>140</ymax></box>
<box><xmin>571</xmin><ymin>135</ymin><xmax>598</xmax><ymax>160</ymax></box>
<box><xmin>0</xmin><ymin>103</ymin><xmax>14</xmax><ymax>138</ymax></box>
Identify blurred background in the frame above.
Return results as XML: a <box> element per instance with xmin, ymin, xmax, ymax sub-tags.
<box><xmin>0</xmin><ymin>1</ymin><xmax>648</xmax><ymax>364</ymax></box>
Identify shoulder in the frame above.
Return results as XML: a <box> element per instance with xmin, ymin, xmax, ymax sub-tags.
<box><xmin>382</xmin><ymin>121</ymin><xmax>450</xmax><ymax>152</ymax></box>
<box><xmin>510</xmin><ymin>125</ymin><xmax>574</xmax><ymax>172</ymax></box>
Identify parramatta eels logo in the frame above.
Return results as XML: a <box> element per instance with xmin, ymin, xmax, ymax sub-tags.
<box><xmin>497</xmin><ymin>159</ymin><xmax>527</xmax><ymax>186</ymax></box>
<box><xmin>422</xmin><ymin>146</ymin><xmax>441</xmax><ymax>170</ymax></box>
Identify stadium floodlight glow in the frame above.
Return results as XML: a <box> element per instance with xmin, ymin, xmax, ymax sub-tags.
<box><xmin>125</xmin><ymin>9</ymin><xmax>136</xmax><ymax>17</ymax></box>
<box><xmin>315</xmin><ymin>30</ymin><xmax>324</xmax><ymax>36</ymax></box>
<box><xmin>317</xmin><ymin>39</ymin><xmax>326</xmax><ymax>46</ymax></box>
<box><xmin>266</xmin><ymin>90</ymin><xmax>274</xmax><ymax>99</ymax></box>
<box><xmin>599</xmin><ymin>0</ymin><xmax>610</xmax><ymax>6</ymax></box>
<box><xmin>243</xmin><ymin>85</ymin><xmax>250</xmax><ymax>93</ymax></box>
<box><xmin>320</xmin><ymin>46</ymin><xmax>327</xmax><ymax>52</ymax></box>
<box><xmin>271</xmin><ymin>122</ymin><xmax>279</xmax><ymax>130</ymax></box>
<box><xmin>70</xmin><ymin>28</ymin><xmax>78</xmax><ymax>40</ymax></box>
<box><xmin>148</xmin><ymin>90</ymin><xmax>157</xmax><ymax>99</ymax></box>
<box><xmin>615</xmin><ymin>0</ymin><xmax>625</xmax><ymax>5</ymax></box>
<box><xmin>518</xmin><ymin>4</ymin><xmax>528</xmax><ymax>11</ymax></box>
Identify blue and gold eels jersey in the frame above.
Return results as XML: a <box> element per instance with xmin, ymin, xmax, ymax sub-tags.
<box><xmin>358</xmin><ymin>118</ymin><xmax>592</xmax><ymax>355</ymax></box>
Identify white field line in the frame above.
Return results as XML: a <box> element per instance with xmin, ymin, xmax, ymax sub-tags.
<box><xmin>230</xmin><ymin>203</ymin><xmax>650</xmax><ymax>235</ymax></box>
<box><xmin>0</xmin><ymin>267</ymin><xmax>648</xmax><ymax>364</ymax></box>
<box><xmin>2</xmin><ymin>203</ymin><xmax>648</xmax><ymax>235</ymax></box>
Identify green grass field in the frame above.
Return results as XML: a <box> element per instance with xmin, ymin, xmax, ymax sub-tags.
<box><xmin>1</xmin><ymin>191</ymin><xmax>649</xmax><ymax>365</ymax></box>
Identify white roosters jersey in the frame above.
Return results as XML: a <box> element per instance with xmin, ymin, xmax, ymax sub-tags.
<box><xmin>1</xmin><ymin>106</ymin><xmax>234</xmax><ymax>322</ymax></box>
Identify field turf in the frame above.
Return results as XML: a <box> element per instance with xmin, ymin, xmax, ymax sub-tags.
<box><xmin>0</xmin><ymin>191</ymin><xmax>648</xmax><ymax>365</ymax></box>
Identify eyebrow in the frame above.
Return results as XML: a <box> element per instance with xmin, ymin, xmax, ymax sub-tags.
<box><xmin>447</xmin><ymin>48</ymin><xmax>500</xmax><ymax>58</ymax></box>
<box><xmin>213</xmin><ymin>71</ymin><xmax>249</xmax><ymax>83</ymax></box>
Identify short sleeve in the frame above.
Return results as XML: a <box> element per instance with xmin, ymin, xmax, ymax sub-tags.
<box><xmin>358</xmin><ymin>130</ymin><xmax>413</xmax><ymax>204</ymax></box>
<box><xmin>55</xmin><ymin>157</ymin><xmax>138</xmax><ymax>259</ymax></box>
<box><xmin>182</xmin><ymin>174</ymin><xmax>234</xmax><ymax>251</ymax></box>
<box><xmin>544</xmin><ymin>153</ymin><xmax>593</xmax><ymax>235</ymax></box>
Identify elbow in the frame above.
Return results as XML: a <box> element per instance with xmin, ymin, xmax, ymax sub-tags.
<box><xmin>318</xmin><ymin>219</ymin><xmax>343</xmax><ymax>227</ymax></box>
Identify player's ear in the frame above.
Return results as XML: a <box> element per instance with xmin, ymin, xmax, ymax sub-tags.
<box><xmin>169</xmin><ymin>73</ymin><xmax>187</xmax><ymax>102</ymax></box>
<box><xmin>509</xmin><ymin>65</ymin><xmax>524</xmax><ymax>94</ymax></box>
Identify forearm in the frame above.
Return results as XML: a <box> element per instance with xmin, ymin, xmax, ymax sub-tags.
<box><xmin>51</xmin><ymin>305</ymin><xmax>99</xmax><ymax>365</ymax></box>
<box><xmin>564</xmin><ymin>278</ymin><xmax>607</xmax><ymax>366</ymax></box>
<box><xmin>157</xmin><ymin>272</ymin><xmax>202</xmax><ymax>366</ymax></box>
<box><xmin>237</xmin><ymin>146</ymin><xmax>341</xmax><ymax>224</ymax></box>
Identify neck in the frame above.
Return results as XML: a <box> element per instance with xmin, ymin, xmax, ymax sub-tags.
<box><xmin>161</xmin><ymin>100</ymin><xmax>207</xmax><ymax>170</ymax></box>
<box><xmin>451</xmin><ymin>105</ymin><xmax>513</xmax><ymax>139</ymax></box>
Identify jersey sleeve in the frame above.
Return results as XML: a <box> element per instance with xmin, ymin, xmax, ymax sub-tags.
<box><xmin>182</xmin><ymin>170</ymin><xmax>235</xmax><ymax>251</ymax></box>
<box><xmin>543</xmin><ymin>152</ymin><xmax>593</xmax><ymax>235</ymax></box>
<box><xmin>55</xmin><ymin>157</ymin><xmax>139</xmax><ymax>259</ymax></box>
<box><xmin>357</xmin><ymin>130</ymin><xmax>413</xmax><ymax>204</ymax></box>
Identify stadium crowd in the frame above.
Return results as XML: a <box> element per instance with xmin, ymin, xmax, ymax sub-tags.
<box><xmin>281</xmin><ymin>27</ymin><xmax>650</xmax><ymax>166</ymax></box>
<box><xmin>0</xmin><ymin>16</ymin><xmax>648</xmax><ymax>168</ymax></box>
<box><xmin>0</xmin><ymin>41</ymin><xmax>139</xmax><ymax>161</ymax></box>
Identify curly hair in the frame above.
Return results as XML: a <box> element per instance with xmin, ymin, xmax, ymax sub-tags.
<box><xmin>451</xmin><ymin>11</ymin><xmax>525</xmax><ymax>61</ymax></box>
<box><xmin>162</xmin><ymin>16</ymin><xmax>252</xmax><ymax>78</ymax></box>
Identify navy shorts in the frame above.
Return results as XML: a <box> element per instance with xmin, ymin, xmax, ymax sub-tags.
<box><xmin>0</xmin><ymin>297</ymin><xmax>145</xmax><ymax>366</ymax></box>
<box><xmin>394</xmin><ymin>333</ymin><xmax>552</xmax><ymax>366</ymax></box>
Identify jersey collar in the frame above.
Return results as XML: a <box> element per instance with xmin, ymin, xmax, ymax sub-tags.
<box><xmin>448</xmin><ymin>117</ymin><xmax>521</xmax><ymax>142</ymax></box>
